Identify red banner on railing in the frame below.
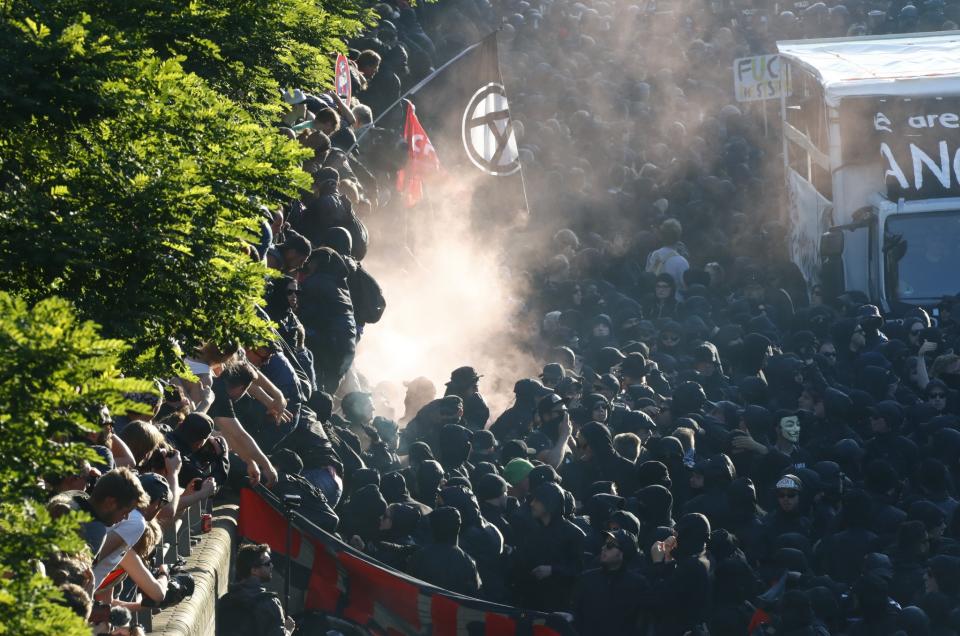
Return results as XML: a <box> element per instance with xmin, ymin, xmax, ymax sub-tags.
<box><xmin>238</xmin><ymin>487</ymin><xmax>572</xmax><ymax>636</ymax></box>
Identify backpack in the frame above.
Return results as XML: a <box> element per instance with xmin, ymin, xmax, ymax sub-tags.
<box><xmin>216</xmin><ymin>588</ymin><xmax>280</xmax><ymax>636</ymax></box>
<box><xmin>648</xmin><ymin>247</ymin><xmax>681</xmax><ymax>276</ymax></box>
<box><xmin>350</xmin><ymin>265</ymin><xmax>386</xmax><ymax>325</ymax></box>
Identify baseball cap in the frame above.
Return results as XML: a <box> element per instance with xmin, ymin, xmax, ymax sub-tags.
<box><xmin>139</xmin><ymin>473</ymin><xmax>172</xmax><ymax>504</ymax></box>
<box><xmin>776</xmin><ymin>475</ymin><xmax>803</xmax><ymax>492</ymax></box>
<box><xmin>503</xmin><ymin>458</ymin><xmax>535</xmax><ymax>486</ymax></box>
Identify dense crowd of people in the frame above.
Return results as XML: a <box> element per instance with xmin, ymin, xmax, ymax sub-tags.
<box><xmin>40</xmin><ymin>0</ymin><xmax>960</xmax><ymax>632</ymax></box>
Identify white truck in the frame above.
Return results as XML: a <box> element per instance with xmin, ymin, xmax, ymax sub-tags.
<box><xmin>776</xmin><ymin>31</ymin><xmax>960</xmax><ymax>314</ymax></box>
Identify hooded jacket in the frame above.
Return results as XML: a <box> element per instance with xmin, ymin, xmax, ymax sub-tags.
<box><xmin>640</xmin><ymin>513</ymin><xmax>713</xmax><ymax>636</ymax></box>
<box><xmin>561</xmin><ymin>422</ymin><xmax>637</xmax><ymax>502</ymax></box>
<box><xmin>438</xmin><ymin>485</ymin><xmax>507</xmax><ymax>602</ymax></box>
<box><xmin>514</xmin><ymin>483</ymin><xmax>586</xmax><ymax>612</ymax></box>
<box><xmin>407</xmin><ymin>507</ymin><xmax>481</xmax><ymax>596</ymax></box>
<box><xmin>437</xmin><ymin>424</ymin><xmax>473</xmax><ymax>481</ymax></box>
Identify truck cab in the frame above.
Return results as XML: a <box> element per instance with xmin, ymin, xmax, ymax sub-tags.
<box><xmin>776</xmin><ymin>31</ymin><xmax>960</xmax><ymax>314</ymax></box>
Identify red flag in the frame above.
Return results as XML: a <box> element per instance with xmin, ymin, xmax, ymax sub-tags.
<box><xmin>396</xmin><ymin>101</ymin><xmax>440</xmax><ymax>207</ymax></box>
<box><xmin>335</xmin><ymin>53</ymin><xmax>352</xmax><ymax>102</ymax></box>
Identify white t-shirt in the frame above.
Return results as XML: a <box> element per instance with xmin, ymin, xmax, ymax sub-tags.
<box><xmin>185</xmin><ymin>357</ymin><xmax>212</xmax><ymax>376</ymax></box>
<box><xmin>92</xmin><ymin>510</ymin><xmax>147</xmax><ymax>587</ymax></box>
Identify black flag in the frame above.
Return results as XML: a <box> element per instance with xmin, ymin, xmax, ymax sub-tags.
<box><xmin>407</xmin><ymin>33</ymin><xmax>528</xmax><ymax>224</ymax></box>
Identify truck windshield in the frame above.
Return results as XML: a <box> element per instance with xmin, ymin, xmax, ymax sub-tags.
<box><xmin>884</xmin><ymin>211</ymin><xmax>960</xmax><ymax>303</ymax></box>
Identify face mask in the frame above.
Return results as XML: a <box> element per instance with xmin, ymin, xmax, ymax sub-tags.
<box><xmin>780</xmin><ymin>416</ymin><xmax>801</xmax><ymax>443</ymax></box>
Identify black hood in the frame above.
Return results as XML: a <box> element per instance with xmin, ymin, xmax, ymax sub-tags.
<box><xmin>635</xmin><ymin>484</ymin><xmax>673</xmax><ymax>527</ymax></box>
<box><xmin>739</xmin><ymin>376</ymin><xmax>769</xmax><ymax>406</ymax></box>
<box><xmin>580</xmin><ymin>421</ymin><xmax>615</xmax><ymax>457</ymax></box>
<box><xmin>429</xmin><ymin>506</ymin><xmax>461</xmax><ymax>545</ymax></box>
<box><xmin>822</xmin><ymin>388</ymin><xmax>853</xmax><ymax>422</ymax></box>
<box><xmin>438</xmin><ymin>485</ymin><xmax>482</xmax><ymax>527</ymax></box>
<box><xmin>739</xmin><ymin>333</ymin><xmax>772</xmax><ymax>374</ymax></box>
<box><xmin>532</xmin><ymin>482</ymin><xmax>566</xmax><ymax>520</ymax></box>
<box><xmin>608</xmin><ymin>509</ymin><xmax>641</xmax><ymax>536</ymax></box>
<box><xmin>438</xmin><ymin>423</ymin><xmax>472</xmax><ymax>469</ymax></box>
<box><xmin>415</xmin><ymin>460</ymin><xmax>444</xmax><ymax>505</ymax></box>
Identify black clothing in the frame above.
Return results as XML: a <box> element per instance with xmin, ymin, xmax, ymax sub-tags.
<box><xmin>573</xmin><ymin>566</ymin><xmax>649</xmax><ymax>636</ymax></box>
<box><xmin>216</xmin><ymin>580</ymin><xmax>285</xmax><ymax>636</ymax></box>
<box><xmin>407</xmin><ymin>543</ymin><xmax>481</xmax><ymax>596</ymax></box>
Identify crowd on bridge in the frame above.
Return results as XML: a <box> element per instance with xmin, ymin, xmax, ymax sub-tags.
<box><xmin>38</xmin><ymin>0</ymin><xmax>960</xmax><ymax>632</ymax></box>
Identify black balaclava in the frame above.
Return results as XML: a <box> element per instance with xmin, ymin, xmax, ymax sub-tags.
<box><xmin>636</xmin><ymin>461</ymin><xmax>672</xmax><ymax>489</ymax></box>
<box><xmin>636</xmin><ymin>484</ymin><xmax>675</xmax><ymax>528</ymax></box>
<box><xmin>674</xmin><ymin>512</ymin><xmax>710</xmax><ymax>557</ymax></box>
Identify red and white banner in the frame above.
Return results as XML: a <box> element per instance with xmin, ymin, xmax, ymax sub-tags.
<box><xmin>238</xmin><ymin>487</ymin><xmax>572</xmax><ymax>636</ymax></box>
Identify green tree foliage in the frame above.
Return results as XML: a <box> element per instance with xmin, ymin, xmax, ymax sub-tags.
<box><xmin>0</xmin><ymin>292</ymin><xmax>153</xmax><ymax>635</ymax></box>
<box><xmin>0</xmin><ymin>11</ymin><xmax>313</xmax><ymax>375</ymax></box>
<box><xmin>0</xmin><ymin>0</ymin><xmax>367</xmax><ymax>623</ymax></box>
<box><xmin>6</xmin><ymin>0</ymin><xmax>372</xmax><ymax>118</ymax></box>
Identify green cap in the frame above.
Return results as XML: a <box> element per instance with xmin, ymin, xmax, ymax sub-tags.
<box><xmin>503</xmin><ymin>458</ymin><xmax>535</xmax><ymax>486</ymax></box>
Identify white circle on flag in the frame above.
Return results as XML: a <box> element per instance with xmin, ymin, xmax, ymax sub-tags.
<box><xmin>461</xmin><ymin>82</ymin><xmax>521</xmax><ymax>176</ymax></box>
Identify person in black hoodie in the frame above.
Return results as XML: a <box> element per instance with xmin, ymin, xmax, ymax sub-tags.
<box><xmin>562</xmin><ymin>421</ymin><xmax>636</xmax><ymax>503</ymax></box>
<box><xmin>513</xmin><ymin>482</ymin><xmax>585</xmax><ymax>612</ymax></box>
<box><xmin>298</xmin><ymin>247</ymin><xmax>357</xmax><ymax>394</ymax></box>
<box><xmin>437</xmin><ymin>423</ymin><xmax>473</xmax><ymax>482</ymax></box>
<box><xmin>812</xmin><ymin>489</ymin><xmax>879</xmax><ymax>585</ymax></box>
<box><xmin>474</xmin><ymin>473</ymin><xmax>516</xmax><ymax>547</ymax></box>
<box><xmin>687</xmin><ymin>456</ymin><xmax>736</xmax><ymax>515</ymax></box>
<box><xmin>269</xmin><ymin>449</ymin><xmax>339</xmax><ymax>533</ymax></box>
<box><xmin>864</xmin><ymin>400</ymin><xmax>919</xmax><ymax>478</ymax></box>
<box><xmin>489</xmin><ymin>379</ymin><xmax>552</xmax><ymax>443</ymax></box>
<box><xmin>407</xmin><ymin>507</ymin><xmax>482</xmax><ymax>596</ymax></box>
<box><xmin>437</xmin><ymin>485</ymin><xmax>507</xmax><ymax>602</ymax></box>
<box><xmin>830</xmin><ymin>317</ymin><xmax>866</xmax><ymax>388</ymax></box>
<box><xmin>573</xmin><ymin>528</ymin><xmax>649</xmax><ymax>636</ymax></box>
<box><xmin>641</xmin><ymin>512</ymin><xmax>713</xmax><ymax>635</ymax></box>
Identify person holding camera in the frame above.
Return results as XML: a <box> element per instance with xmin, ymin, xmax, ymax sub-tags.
<box><xmin>217</xmin><ymin>544</ymin><xmax>295</xmax><ymax>636</ymax></box>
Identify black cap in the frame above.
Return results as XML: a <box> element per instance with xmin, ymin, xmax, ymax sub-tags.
<box><xmin>472</xmin><ymin>430</ymin><xmax>498</xmax><ymax>451</ymax></box>
<box><xmin>602</xmin><ymin>528</ymin><xmax>640</xmax><ymax>562</ymax></box>
<box><xmin>139</xmin><ymin>473</ymin><xmax>172</xmax><ymax>504</ymax></box>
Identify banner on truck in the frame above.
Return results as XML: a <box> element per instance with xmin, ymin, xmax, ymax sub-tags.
<box><xmin>238</xmin><ymin>486</ymin><xmax>574</xmax><ymax>636</ymax></box>
<box><xmin>734</xmin><ymin>54</ymin><xmax>790</xmax><ymax>102</ymax></box>
<box><xmin>841</xmin><ymin>97</ymin><xmax>960</xmax><ymax>199</ymax></box>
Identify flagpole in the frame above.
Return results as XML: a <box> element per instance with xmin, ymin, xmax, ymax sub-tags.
<box><xmin>349</xmin><ymin>32</ymin><xmax>497</xmax><ymax>153</ymax></box>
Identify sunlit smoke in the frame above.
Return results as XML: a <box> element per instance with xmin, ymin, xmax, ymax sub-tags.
<box><xmin>354</xmin><ymin>173</ymin><xmax>539</xmax><ymax>423</ymax></box>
